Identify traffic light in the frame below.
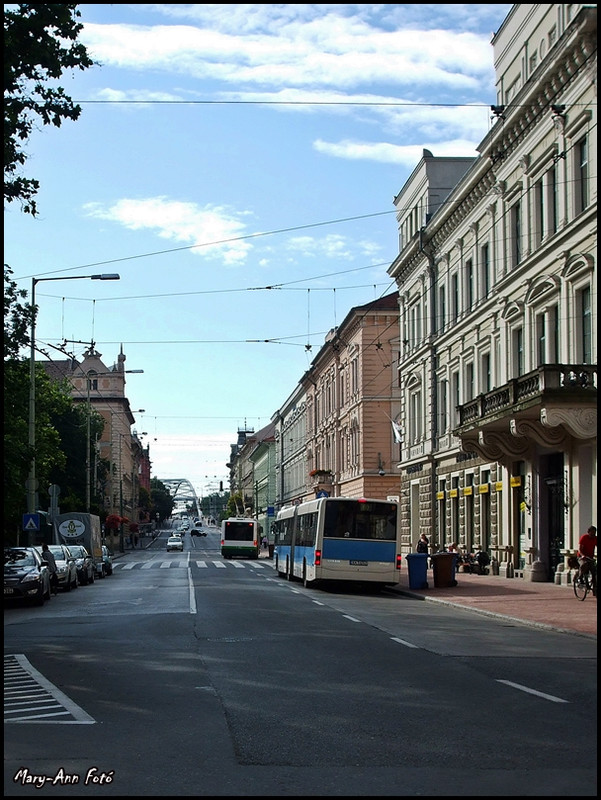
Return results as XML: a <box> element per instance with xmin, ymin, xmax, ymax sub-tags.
<box><xmin>219</xmin><ymin>481</ymin><xmax>223</xmax><ymax>492</ymax></box>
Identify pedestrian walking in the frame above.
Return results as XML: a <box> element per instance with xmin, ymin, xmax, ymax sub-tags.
<box><xmin>416</xmin><ymin>533</ymin><xmax>429</xmax><ymax>554</ymax></box>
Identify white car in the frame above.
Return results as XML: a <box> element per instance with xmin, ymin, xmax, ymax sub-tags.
<box><xmin>166</xmin><ymin>536</ymin><xmax>183</xmax><ymax>552</ymax></box>
<box><xmin>34</xmin><ymin>544</ymin><xmax>78</xmax><ymax>592</ymax></box>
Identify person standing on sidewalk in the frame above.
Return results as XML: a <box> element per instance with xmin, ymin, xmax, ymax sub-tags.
<box><xmin>577</xmin><ymin>525</ymin><xmax>597</xmax><ymax>596</ymax></box>
<box><xmin>41</xmin><ymin>543</ymin><xmax>59</xmax><ymax>595</ymax></box>
<box><xmin>416</xmin><ymin>533</ymin><xmax>429</xmax><ymax>553</ymax></box>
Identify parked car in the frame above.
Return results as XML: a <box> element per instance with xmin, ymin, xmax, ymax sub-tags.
<box><xmin>191</xmin><ymin>528</ymin><xmax>207</xmax><ymax>537</ymax></box>
<box><xmin>166</xmin><ymin>536</ymin><xmax>184</xmax><ymax>552</ymax></box>
<box><xmin>66</xmin><ymin>544</ymin><xmax>95</xmax><ymax>585</ymax></box>
<box><xmin>34</xmin><ymin>544</ymin><xmax>78</xmax><ymax>592</ymax></box>
<box><xmin>96</xmin><ymin>545</ymin><xmax>113</xmax><ymax>578</ymax></box>
<box><xmin>4</xmin><ymin>547</ymin><xmax>52</xmax><ymax>606</ymax></box>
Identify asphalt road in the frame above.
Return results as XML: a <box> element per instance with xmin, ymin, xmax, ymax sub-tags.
<box><xmin>4</xmin><ymin>528</ymin><xmax>597</xmax><ymax>797</ymax></box>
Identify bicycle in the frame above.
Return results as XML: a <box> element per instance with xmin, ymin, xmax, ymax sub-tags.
<box><xmin>573</xmin><ymin>557</ymin><xmax>596</xmax><ymax>601</ymax></box>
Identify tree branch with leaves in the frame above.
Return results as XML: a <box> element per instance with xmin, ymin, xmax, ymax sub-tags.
<box><xmin>4</xmin><ymin>3</ymin><xmax>94</xmax><ymax>216</ymax></box>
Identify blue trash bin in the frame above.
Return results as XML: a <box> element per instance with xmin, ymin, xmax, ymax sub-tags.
<box><xmin>405</xmin><ymin>552</ymin><xmax>429</xmax><ymax>589</ymax></box>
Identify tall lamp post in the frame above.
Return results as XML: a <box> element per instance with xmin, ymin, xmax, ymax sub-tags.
<box><xmin>27</xmin><ymin>273</ymin><xmax>120</xmax><ymax>514</ymax></box>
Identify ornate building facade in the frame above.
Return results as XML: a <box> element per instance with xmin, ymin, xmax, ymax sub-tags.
<box><xmin>388</xmin><ymin>3</ymin><xmax>597</xmax><ymax>581</ymax></box>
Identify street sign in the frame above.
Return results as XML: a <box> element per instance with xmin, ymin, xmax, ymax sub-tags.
<box><xmin>22</xmin><ymin>513</ymin><xmax>40</xmax><ymax>532</ymax></box>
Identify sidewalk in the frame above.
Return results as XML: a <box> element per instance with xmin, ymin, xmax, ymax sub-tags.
<box><xmin>392</xmin><ymin>566</ymin><xmax>597</xmax><ymax>638</ymax></box>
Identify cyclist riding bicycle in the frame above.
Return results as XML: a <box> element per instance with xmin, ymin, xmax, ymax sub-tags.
<box><xmin>577</xmin><ymin>525</ymin><xmax>597</xmax><ymax>597</ymax></box>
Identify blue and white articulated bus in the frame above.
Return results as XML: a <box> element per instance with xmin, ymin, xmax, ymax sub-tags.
<box><xmin>220</xmin><ymin>517</ymin><xmax>260</xmax><ymax>559</ymax></box>
<box><xmin>273</xmin><ymin>497</ymin><xmax>402</xmax><ymax>588</ymax></box>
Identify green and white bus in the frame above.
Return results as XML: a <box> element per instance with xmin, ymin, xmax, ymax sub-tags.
<box><xmin>220</xmin><ymin>517</ymin><xmax>260</xmax><ymax>559</ymax></box>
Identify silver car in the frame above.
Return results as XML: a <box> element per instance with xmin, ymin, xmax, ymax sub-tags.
<box><xmin>166</xmin><ymin>536</ymin><xmax>183</xmax><ymax>552</ymax></box>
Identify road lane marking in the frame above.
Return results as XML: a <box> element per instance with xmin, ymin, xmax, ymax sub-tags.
<box><xmin>390</xmin><ymin>637</ymin><xmax>419</xmax><ymax>649</ymax></box>
<box><xmin>496</xmin><ymin>679</ymin><xmax>568</xmax><ymax>703</ymax></box>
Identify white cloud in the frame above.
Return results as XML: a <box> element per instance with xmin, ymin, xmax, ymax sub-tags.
<box><xmin>83</xmin><ymin>197</ymin><xmax>253</xmax><ymax>265</ymax></box>
<box><xmin>81</xmin><ymin>11</ymin><xmax>496</xmax><ymax>91</ymax></box>
<box><xmin>313</xmin><ymin>138</ymin><xmax>480</xmax><ymax>167</ymax></box>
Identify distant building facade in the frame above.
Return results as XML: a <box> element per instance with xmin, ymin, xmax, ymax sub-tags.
<box><xmin>226</xmin><ymin>4</ymin><xmax>596</xmax><ymax>585</ymax></box>
<box><xmin>43</xmin><ymin>346</ymin><xmax>149</xmax><ymax>528</ymax></box>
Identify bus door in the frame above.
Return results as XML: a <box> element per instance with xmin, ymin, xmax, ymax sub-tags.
<box><xmin>287</xmin><ymin>507</ymin><xmax>299</xmax><ymax>579</ymax></box>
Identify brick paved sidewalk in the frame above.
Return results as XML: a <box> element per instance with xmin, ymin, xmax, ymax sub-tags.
<box><xmin>393</xmin><ymin>567</ymin><xmax>597</xmax><ymax>637</ymax></box>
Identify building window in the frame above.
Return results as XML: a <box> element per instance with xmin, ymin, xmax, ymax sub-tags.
<box><xmin>510</xmin><ymin>200</ymin><xmax>522</xmax><ymax>267</ymax></box>
<box><xmin>547</xmin><ymin>166</ymin><xmax>558</xmax><ymax>234</ymax></box>
<box><xmin>536</xmin><ymin>312</ymin><xmax>546</xmax><ymax>366</ymax></box>
<box><xmin>451</xmin><ymin>273</ymin><xmax>459</xmax><ymax>323</ymax></box>
<box><xmin>465</xmin><ymin>259</ymin><xmax>474</xmax><ymax>311</ymax></box>
<box><xmin>410</xmin><ymin>301</ymin><xmax>421</xmax><ymax>349</ymax></box>
<box><xmin>451</xmin><ymin>475</ymin><xmax>460</xmax><ymax>545</ymax></box>
<box><xmin>437</xmin><ymin>379</ymin><xmax>448</xmax><ymax>434</ymax></box>
<box><xmin>350</xmin><ymin>358</ymin><xmax>358</xmax><ymax>395</ymax></box>
<box><xmin>578</xmin><ymin>286</ymin><xmax>592</xmax><ymax>363</ymax></box>
<box><xmin>465</xmin><ymin>362</ymin><xmax>474</xmax><ymax>401</ymax></box>
<box><xmin>451</xmin><ymin>370</ymin><xmax>460</xmax><ymax>427</ymax></box>
<box><xmin>534</xmin><ymin>178</ymin><xmax>544</xmax><ymax>247</ymax></box>
<box><xmin>575</xmin><ymin>136</ymin><xmax>589</xmax><ymax>215</ymax></box>
<box><xmin>438</xmin><ymin>285</ymin><xmax>446</xmax><ymax>332</ymax></box>
<box><xmin>480</xmin><ymin>243</ymin><xmax>490</xmax><ymax>299</ymax></box>
<box><xmin>480</xmin><ymin>352</ymin><xmax>491</xmax><ymax>393</ymax></box>
<box><xmin>550</xmin><ymin>304</ymin><xmax>559</xmax><ymax>362</ymax></box>
<box><xmin>512</xmin><ymin>326</ymin><xmax>525</xmax><ymax>376</ymax></box>
<box><xmin>409</xmin><ymin>390</ymin><xmax>422</xmax><ymax>444</ymax></box>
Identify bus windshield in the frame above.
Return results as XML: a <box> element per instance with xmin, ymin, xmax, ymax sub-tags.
<box><xmin>323</xmin><ymin>500</ymin><xmax>397</xmax><ymax>540</ymax></box>
<box><xmin>223</xmin><ymin>521</ymin><xmax>255</xmax><ymax>541</ymax></box>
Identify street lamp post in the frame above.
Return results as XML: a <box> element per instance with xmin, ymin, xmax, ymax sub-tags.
<box><xmin>27</xmin><ymin>273</ymin><xmax>120</xmax><ymax>514</ymax></box>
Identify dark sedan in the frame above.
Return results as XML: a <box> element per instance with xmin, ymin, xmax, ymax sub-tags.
<box><xmin>66</xmin><ymin>544</ymin><xmax>95</xmax><ymax>585</ymax></box>
<box><xmin>4</xmin><ymin>547</ymin><xmax>52</xmax><ymax>606</ymax></box>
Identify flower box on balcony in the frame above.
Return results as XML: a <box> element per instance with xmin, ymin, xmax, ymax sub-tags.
<box><xmin>309</xmin><ymin>469</ymin><xmax>331</xmax><ymax>478</ymax></box>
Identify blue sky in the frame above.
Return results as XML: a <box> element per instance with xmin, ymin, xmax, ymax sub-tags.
<box><xmin>6</xmin><ymin>3</ymin><xmax>512</xmax><ymax>498</ymax></box>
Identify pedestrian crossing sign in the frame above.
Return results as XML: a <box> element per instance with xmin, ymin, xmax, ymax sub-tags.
<box><xmin>22</xmin><ymin>513</ymin><xmax>40</xmax><ymax>532</ymax></box>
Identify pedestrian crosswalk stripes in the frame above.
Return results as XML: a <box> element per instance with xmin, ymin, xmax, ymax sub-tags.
<box><xmin>112</xmin><ymin>560</ymin><xmax>269</xmax><ymax>570</ymax></box>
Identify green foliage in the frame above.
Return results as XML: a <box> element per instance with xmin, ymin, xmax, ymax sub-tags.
<box><xmin>4</xmin><ymin>3</ymin><xmax>94</xmax><ymax>215</ymax></box>
<box><xmin>4</xmin><ymin>266</ymin><xmax>33</xmax><ymax>359</ymax></box>
<box><xmin>45</xmin><ymin>385</ymin><xmax>105</xmax><ymax>513</ymax></box>
<box><xmin>150</xmin><ymin>478</ymin><xmax>175</xmax><ymax>523</ymax></box>
<box><xmin>2</xmin><ymin>362</ymin><xmax>88</xmax><ymax>534</ymax></box>
<box><xmin>225</xmin><ymin>493</ymin><xmax>245</xmax><ymax>518</ymax></box>
<box><xmin>200</xmin><ymin>491</ymin><xmax>230</xmax><ymax>523</ymax></box>
<box><xmin>3</xmin><ymin>359</ymin><xmax>33</xmax><ymax>531</ymax></box>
